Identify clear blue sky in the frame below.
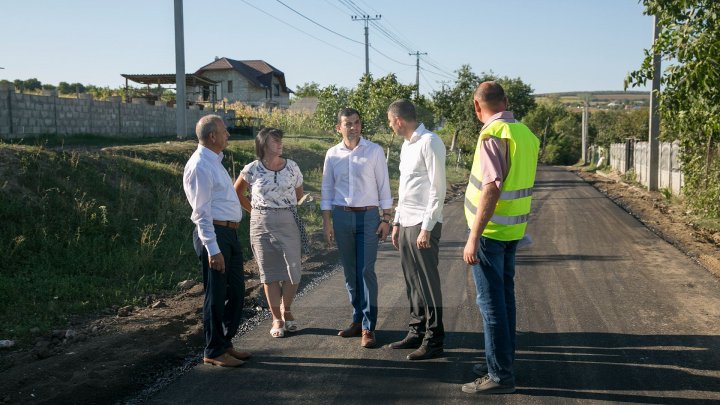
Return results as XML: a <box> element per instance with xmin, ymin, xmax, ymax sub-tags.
<box><xmin>1</xmin><ymin>0</ymin><xmax>653</xmax><ymax>95</ymax></box>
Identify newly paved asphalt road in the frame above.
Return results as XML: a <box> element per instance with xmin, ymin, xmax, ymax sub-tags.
<box><xmin>149</xmin><ymin>166</ymin><xmax>720</xmax><ymax>404</ymax></box>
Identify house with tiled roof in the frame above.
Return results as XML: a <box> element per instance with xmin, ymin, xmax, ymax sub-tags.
<box><xmin>194</xmin><ymin>57</ymin><xmax>293</xmax><ymax>108</ymax></box>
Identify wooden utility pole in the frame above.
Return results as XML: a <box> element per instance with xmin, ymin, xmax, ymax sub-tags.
<box><xmin>351</xmin><ymin>15</ymin><xmax>381</xmax><ymax>76</ymax></box>
<box><xmin>648</xmin><ymin>15</ymin><xmax>661</xmax><ymax>191</ymax></box>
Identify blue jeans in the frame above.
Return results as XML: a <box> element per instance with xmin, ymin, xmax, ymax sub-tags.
<box><xmin>471</xmin><ymin>236</ymin><xmax>518</xmax><ymax>385</ymax></box>
<box><xmin>332</xmin><ymin>207</ymin><xmax>380</xmax><ymax>331</ymax></box>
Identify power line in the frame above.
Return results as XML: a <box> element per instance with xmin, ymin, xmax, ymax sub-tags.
<box><xmin>423</xmin><ymin>55</ymin><xmax>454</xmax><ymax>76</ymax></box>
<box><xmin>322</xmin><ymin>0</ymin><xmax>352</xmax><ymax>16</ymax></box>
<box><xmin>420</xmin><ymin>70</ymin><xmax>437</xmax><ymax>94</ymax></box>
<box><xmin>338</xmin><ymin>0</ymin><xmax>366</xmax><ymax>15</ymax></box>
<box><xmin>275</xmin><ymin>0</ymin><xmax>362</xmax><ymax>45</ymax></box>
<box><xmin>420</xmin><ymin>58</ymin><xmax>455</xmax><ymax>79</ymax></box>
<box><xmin>370</xmin><ymin>45</ymin><xmax>414</xmax><ymax>67</ymax></box>
<box><xmin>340</xmin><ymin>0</ymin><xmax>455</xmax><ymax>78</ymax></box>
<box><xmin>240</xmin><ymin>0</ymin><xmax>360</xmax><ymax>60</ymax></box>
<box><xmin>420</xmin><ymin>65</ymin><xmax>455</xmax><ymax>80</ymax></box>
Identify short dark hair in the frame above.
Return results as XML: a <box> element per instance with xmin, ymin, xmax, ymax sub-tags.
<box><xmin>474</xmin><ymin>81</ymin><xmax>506</xmax><ymax>111</ymax></box>
<box><xmin>337</xmin><ymin>107</ymin><xmax>361</xmax><ymax>124</ymax></box>
<box><xmin>255</xmin><ymin>127</ymin><xmax>283</xmax><ymax>160</ymax></box>
<box><xmin>387</xmin><ymin>99</ymin><xmax>416</xmax><ymax>121</ymax></box>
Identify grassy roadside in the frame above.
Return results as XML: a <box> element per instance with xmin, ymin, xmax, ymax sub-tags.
<box><xmin>0</xmin><ymin>132</ymin><xmax>469</xmax><ymax>346</ymax></box>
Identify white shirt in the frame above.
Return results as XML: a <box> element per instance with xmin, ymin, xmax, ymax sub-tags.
<box><xmin>321</xmin><ymin>137</ymin><xmax>393</xmax><ymax>210</ymax></box>
<box><xmin>394</xmin><ymin>123</ymin><xmax>446</xmax><ymax>230</ymax></box>
<box><xmin>183</xmin><ymin>144</ymin><xmax>242</xmax><ymax>256</ymax></box>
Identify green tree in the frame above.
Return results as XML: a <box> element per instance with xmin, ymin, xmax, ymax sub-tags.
<box><xmin>69</xmin><ymin>82</ymin><xmax>86</xmax><ymax>93</ymax></box>
<box><xmin>41</xmin><ymin>83</ymin><xmax>56</xmax><ymax>91</ymax></box>
<box><xmin>626</xmin><ymin>0</ymin><xmax>720</xmax><ymax>216</ymax></box>
<box><xmin>293</xmin><ymin>81</ymin><xmax>321</xmax><ymax>98</ymax></box>
<box><xmin>590</xmin><ymin>109</ymin><xmax>650</xmax><ymax>147</ymax></box>
<box><xmin>23</xmin><ymin>78</ymin><xmax>42</xmax><ymax>92</ymax></box>
<box><xmin>523</xmin><ymin>98</ymin><xmax>581</xmax><ymax>165</ymax></box>
<box><xmin>500</xmin><ymin>76</ymin><xmax>536</xmax><ymax>120</ymax></box>
<box><xmin>314</xmin><ymin>74</ymin><xmax>415</xmax><ymax>136</ymax></box>
<box><xmin>314</xmin><ymin>85</ymin><xmax>351</xmax><ymax>131</ymax></box>
<box><xmin>431</xmin><ymin>65</ymin><xmax>483</xmax><ymax>153</ymax></box>
<box><xmin>431</xmin><ymin>65</ymin><xmax>535</xmax><ymax>156</ymax></box>
<box><xmin>414</xmin><ymin>95</ymin><xmax>436</xmax><ymax>131</ymax></box>
<box><xmin>58</xmin><ymin>81</ymin><xmax>72</xmax><ymax>94</ymax></box>
<box><xmin>347</xmin><ymin>74</ymin><xmax>415</xmax><ymax>136</ymax></box>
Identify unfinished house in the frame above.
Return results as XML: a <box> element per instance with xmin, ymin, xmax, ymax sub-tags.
<box><xmin>194</xmin><ymin>57</ymin><xmax>293</xmax><ymax>109</ymax></box>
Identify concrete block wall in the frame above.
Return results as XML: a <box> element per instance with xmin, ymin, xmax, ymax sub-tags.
<box><xmin>0</xmin><ymin>85</ymin><xmax>234</xmax><ymax>139</ymax></box>
<box><xmin>608</xmin><ymin>140</ymin><xmax>684</xmax><ymax>195</ymax></box>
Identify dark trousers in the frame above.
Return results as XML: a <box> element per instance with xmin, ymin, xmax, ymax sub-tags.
<box><xmin>200</xmin><ymin>225</ymin><xmax>245</xmax><ymax>359</ymax></box>
<box><xmin>398</xmin><ymin>223</ymin><xmax>444</xmax><ymax>347</ymax></box>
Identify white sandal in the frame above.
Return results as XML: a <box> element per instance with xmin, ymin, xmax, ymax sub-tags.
<box><xmin>270</xmin><ymin>320</ymin><xmax>285</xmax><ymax>338</ymax></box>
<box><xmin>283</xmin><ymin>311</ymin><xmax>298</xmax><ymax>333</ymax></box>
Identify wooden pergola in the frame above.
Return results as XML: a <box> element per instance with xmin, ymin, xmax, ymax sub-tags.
<box><xmin>120</xmin><ymin>73</ymin><xmax>219</xmax><ymax>108</ymax></box>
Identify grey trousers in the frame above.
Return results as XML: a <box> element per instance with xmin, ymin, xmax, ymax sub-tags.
<box><xmin>398</xmin><ymin>223</ymin><xmax>444</xmax><ymax>347</ymax></box>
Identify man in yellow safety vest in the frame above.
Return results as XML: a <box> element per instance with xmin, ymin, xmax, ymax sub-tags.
<box><xmin>461</xmin><ymin>81</ymin><xmax>539</xmax><ymax>395</ymax></box>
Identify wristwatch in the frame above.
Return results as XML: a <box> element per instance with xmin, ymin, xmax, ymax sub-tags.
<box><xmin>380</xmin><ymin>219</ymin><xmax>390</xmax><ymax>224</ymax></box>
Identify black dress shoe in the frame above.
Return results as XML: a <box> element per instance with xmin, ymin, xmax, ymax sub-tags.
<box><xmin>407</xmin><ymin>345</ymin><xmax>443</xmax><ymax>360</ymax></box>
<box><xmin>388</xmin><ymin>335</ymin><xmax>423</xmax><ymax>349</ymax></box>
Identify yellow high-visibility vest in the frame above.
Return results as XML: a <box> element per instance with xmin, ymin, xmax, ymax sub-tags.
<box><xmin>464</xmin><ymin>119</ymin><xmax>539</xmax><ymax>241</ymax></box>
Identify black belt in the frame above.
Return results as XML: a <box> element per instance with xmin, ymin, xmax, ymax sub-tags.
<box><xmin>335</xmin><ymin>205</ymin><xmax>378</xmax><ymax>212</ymax></box>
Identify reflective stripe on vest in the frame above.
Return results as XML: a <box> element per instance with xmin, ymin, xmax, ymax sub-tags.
<box><xmin>464</xmin><ymin>196</ymin><xmax>530</xmax><ymax>225</ymax></box>
<box><xmin>468</xmin><ymin>174</ymin><xmax>533</xmax><ymax>200</ymax></box>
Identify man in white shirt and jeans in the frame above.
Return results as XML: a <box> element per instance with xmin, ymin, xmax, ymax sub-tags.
<box><xmin>387</xmin><ymin>99</ymin><xmax>447</xmax><ymax>360</ymax></box>
<box><xmin>183</xmin><ymin>115</ymin><xmax>250</xmax><ymax>367</ymax></box>
<box><xmin>321</xmin><ymin>108</ymin><xmax>393</xmax><ymax>349</ymax></box>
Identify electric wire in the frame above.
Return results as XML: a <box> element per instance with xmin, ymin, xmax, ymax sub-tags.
<box><xmin>240</xmin><ymin>0</ymin><xmax>361</xmax><ymax>60</ymax></box>
<box><xmin>275</xmin><ymin>0</ymin><xmax>363</xmax><ymax>45</ymax></box>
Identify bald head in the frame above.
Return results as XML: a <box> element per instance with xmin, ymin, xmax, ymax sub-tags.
<box><xmin>473</xmin><ymin>81</ymin><xmax>507</xmax><ymax>113</ymax></box>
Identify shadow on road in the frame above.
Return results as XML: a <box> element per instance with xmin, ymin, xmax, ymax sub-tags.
<box><xmin>512</xmin><ymin>331</ymin><xmax>720</xmax><ymax>403</ymax></box>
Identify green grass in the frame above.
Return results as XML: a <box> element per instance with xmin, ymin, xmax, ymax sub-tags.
<box><xmin>2</xmin><ymin>134</ymin><xmax>182</xmax><ymax>149</ymax></box>
<box><xmin>0</xmin><ymin>131</ymin><xmax>468</xmax><ymax>345</ymax></box>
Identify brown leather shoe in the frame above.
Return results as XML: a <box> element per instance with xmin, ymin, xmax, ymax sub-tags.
<box><xmin>203</xmin><ymin>352</ymin><xmax>244</xmax><ymax>367</ymax></box>
<box><xmin>226</xmin><ymin>347</ymin><xmax>251</xmax><ymax>360</ymax></box>
<box><xmin>407</xmin><ymin>345</ymin><xmax>443</xmax><ymax>360</ymax></box>
<box><xmin>361</xmin><ymin>330</ymin><xmax>377</xmax><ymax>348</ymax></box>
<box><xmin>388</xmin><ymin>334</ymin><xmax>423</xmax><ymax>349</ymax></box>
<box><xmin>338</xmin><ymin>322</ymin><xmax>362</xmax><ymax>337</ymax></box>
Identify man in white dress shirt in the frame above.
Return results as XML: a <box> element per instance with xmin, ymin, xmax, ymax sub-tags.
<box><xmin>183</xmin><ymin>115</ymin><xmax>250</xmax><ymax>367</ymax></box>
<box><xmin>387</xmin><ymin>99</ymin><xmax>447</xmax><ymax>360</ymax></box>
<box><xmin>321</xmin><ymin>107</ymin><xmax>393</xmax><ymax>348</ymax></box>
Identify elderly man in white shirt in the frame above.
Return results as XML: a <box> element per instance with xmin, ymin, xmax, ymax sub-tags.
<box><xmin>387</xmin><ymin>99</ymin><xmax>447</xmax><ymax>361</ymax></box>
<box><xmin>321</xmin><ymin>107</ymin><xmax>393</xmax><ymax>349</ymax></box>
<box><xmin>183</xmin><ymin>114</ymin><xmax>250</xmax><ymax>368</ymax></box>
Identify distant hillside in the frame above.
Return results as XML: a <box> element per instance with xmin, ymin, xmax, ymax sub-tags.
<box><xmin>534</xmin><ymin>90</ymin><xmax>650</xmax><ymax>110</ymax></box>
